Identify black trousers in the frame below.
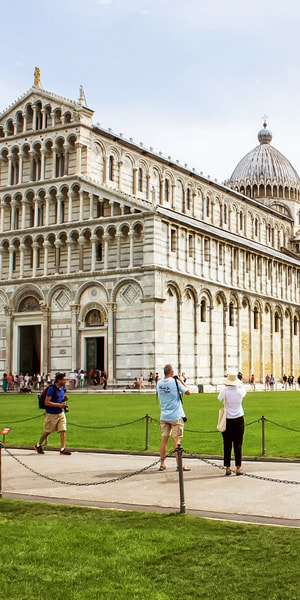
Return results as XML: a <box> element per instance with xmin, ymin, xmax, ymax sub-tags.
<box><xmin>222</xmin><ymin>416</ymin><xmax>245</xmax><ymax>467</ymax></box>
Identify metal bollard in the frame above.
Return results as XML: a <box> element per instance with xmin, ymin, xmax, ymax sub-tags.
<box><xmin>261</xmin><ymin>415</ymin><xmax>266</xmax><ymax>456</ymax></box>
<box><xmin>176</xmin><ymin>443</ymin><xmax>186</xmax><ymax>514</ymax></box>
<box><xmin>145</xmin><ymin>414</ymin><xmax>149</xmax><ymax>450</ymax></box>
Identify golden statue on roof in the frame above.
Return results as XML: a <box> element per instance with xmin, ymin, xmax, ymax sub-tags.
<box><xmin>34</xmin><ymin>66</ymin><xmax>41</xmax><ymax>87</ymax></box>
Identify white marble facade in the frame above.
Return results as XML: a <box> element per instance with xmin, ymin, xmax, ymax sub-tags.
<box><xmin>1</xmin><ymin>79</ymin><xmax>300</xmax><ymax>385</ymax></box>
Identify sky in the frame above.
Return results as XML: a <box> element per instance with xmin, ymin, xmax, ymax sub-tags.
<box><xmin>1</xmin><ymin>0</ymin><xmax>300</xmax><ymax>183</ymax></box>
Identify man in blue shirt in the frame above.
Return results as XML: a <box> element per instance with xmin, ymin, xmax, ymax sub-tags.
<box><xmin>35</xmin><ymin>372</ymin><xmax>71</xmax><ymax>455</ymax></box>
<box><xmin>156</xmin><ymin>364</ymin><xmax>191</xmax><ymax>471</ymax></box>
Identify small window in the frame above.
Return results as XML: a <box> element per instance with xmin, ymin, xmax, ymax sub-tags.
<box><xmin>200</xmin><ymin>299</ymin><xmax>206</xmax><ymax>322</ymax></box>
<box><xmin>138</xmin><ymin>168</ymin><xmax>143</xmax><ymax>192</ymax></box>
<box><xmin>254</xmin><ymin>307</ymin><xmax>259</xmax><ymax>330</ymax></box>
<box><xmin>171</xmin><ymin>229</ymin><xmax>177</xmax><ymax>252</ymax></box>
<box><xmin>108</xmin><ymin>155</ymin><xmax>114</xmax><ymax>181</ymax></box>
<box><xmin>294</xmin><ymin>316</ymin><xmax>298</xmax><ymax>336</ymax></box>
<box><xmin>206</xmin><ymin>197</ymin><xmax>210</xmax><ymax>217</ymax></box>
<box><xmin>204</xmin><ymin>238</ymin><xmax>210</xmax><ymax>261</ymax></box>
<box><xmin>245</xmin><ymin>252</ymin><xmax>250</xmax><ymax>273</ymax></box>
<box><xmin>229</xmin><ymin>302</ymin><xmax>234</xmax><ymax>326</ymax></box>
<box><xmin>219</xmin><ymin>244</ymin><xmax>224</xmax><ymax>265</ymax></box>
<box><xmin>97</xmin><ymin>201</ymin><xmax>104</xmax><ymax>218</ymax></box>
<box><xmin>274</xmin><ymin>312</ymin><xmax>280</xmax><ymax>333</ymax></box>
<box><xmin>186</xmin><ymin>188</ymin><xmax>191</xmax><ymax>211</ymax></box>
<box><xmin>239</xmin><ymin>211</ymin><xmax>243</xmax><ymax>230</ymax></box>
<box><xmin>164</xmin><ymin>179</ymin><xmax>170</xmax><ymax>202</ymax></box>
<box><xmin>96</xmin><ymin>243</ymin><xmax>103</xmax><ymax>261</ymax></box>
<box><xmin>223</xmin><ymin>204</ymin><xmax>227</xmax><ymax>225</ymax></box>
<box><xmin>233</xmin><ymin>248</ymin><xmax>238</xmax><ymax>270</ymax></box>
<box><xmin>188</xmin><ymin>234</ymin><xmax>193</xmax><ymax>257</ymax></box>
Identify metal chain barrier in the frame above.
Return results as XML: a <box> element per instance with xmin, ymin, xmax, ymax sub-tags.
<box><xmin>1</xmin><ymin>413</ymin><xmax>45</xmax><ymax>424</ymax></box>
<box><xmin>2</xmin><ymin>445</ymin><xmax>171</xmax><ymax>487</ymax></box>
<box><xmin>67</xmin><ymin>416</ymin><xmax>145</xmax><ymax>430</ymax></box>
<box><xmin>263</xmin><ymin>418</ymin><xmax>300</xmax><ymax>434</ymax></box>
<box><xmin>182</xmin><ymin>449</ymin><xmax>300</xmax><ymax>486</ymax></box>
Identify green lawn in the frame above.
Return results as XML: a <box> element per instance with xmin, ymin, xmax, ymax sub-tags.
<box><xmin>1</xmin><ymin>499</ymin><xmax>299</xmax><ymax>600</ymax></box>
<box><xmin>1</xmin><ymin>390</ymin><xmax>300</xmax><ymax>458</ymax></box>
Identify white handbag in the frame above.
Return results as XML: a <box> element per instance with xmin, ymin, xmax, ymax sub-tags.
<box><xmin>217</xmin><ymin>394</ymin><xmax>227</xmax><ymax>432</ymax></box>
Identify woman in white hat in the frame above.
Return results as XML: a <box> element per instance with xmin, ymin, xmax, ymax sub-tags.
<box><xmin>218</xmin><ymin>373</ymin><xmax>247</xmax><ymax>475</ymax></box>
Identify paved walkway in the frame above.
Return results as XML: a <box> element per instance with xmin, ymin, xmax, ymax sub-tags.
<box><xmin>1</xmin><ymin>447</ymin><xmax>300</xmax><ymax>527</ymax></box>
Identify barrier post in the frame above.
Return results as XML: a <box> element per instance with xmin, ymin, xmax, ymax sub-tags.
<box><xmin>261</xmin><ymin>415</ymin><xmax>266</xmax><ymax>456</ymax></box>
<box><xmin>145</xmin><ymin>414</ymin><xmax>149</xmax><ymax>450</ymax></box>
<box><xmin>176</xmin><ymin>444</ymin><xmax>186</xmax><ymax>514</ymax></box>
<box><xmin>0</xmin><ymin>442</ymin><xmax>2</xmax><ymax>498</ymax></box>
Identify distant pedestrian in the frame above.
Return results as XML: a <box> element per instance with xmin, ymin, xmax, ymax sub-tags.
<box><xmin>2</xmin><ymin>372</ymin><xmax>8</xmax><ymax>393</ymax></box>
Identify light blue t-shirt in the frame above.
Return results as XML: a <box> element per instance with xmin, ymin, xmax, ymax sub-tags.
<box><xmin>157</xmin><ymin>377</ymin><xmax>186</xmax><ymax>421</ymax></box>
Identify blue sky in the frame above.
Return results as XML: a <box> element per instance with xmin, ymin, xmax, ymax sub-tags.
<box><xmin>1</xmin><ymin>0</ymin><xmax>300</xmax><ymax>182</ymax></box>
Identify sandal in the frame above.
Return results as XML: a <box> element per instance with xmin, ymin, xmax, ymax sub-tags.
<box><xmin>225</xmin><ymin>469</ymin><xmax>232</xmax><ymax>476</ymax></box>
<box><xmin>176</xmin><ymin>466</ymin><xmax>191</xmax><ymax>472</ymax></box>
<box><xmin>158</xmin><ymin>465</ymin><xmax>166</xmax><ymax>471</ymax></box>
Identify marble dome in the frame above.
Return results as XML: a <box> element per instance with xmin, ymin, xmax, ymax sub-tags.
<box><xmin>226</xmin><ymin>122</ymin><xmax>300</xmax><ymax>201</ymax></box>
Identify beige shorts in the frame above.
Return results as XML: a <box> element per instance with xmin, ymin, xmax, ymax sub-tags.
<box><xmin>160</xmin><ymin>419</ymin><xmax>184</xmax><ymax>439</ymax></box>
<box><xmin>44</xmin><ymin>412</ymin><xmax>66</xmax><ymax>433</ymax></box>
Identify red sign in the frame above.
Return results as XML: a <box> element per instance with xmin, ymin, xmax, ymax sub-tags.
<box><xmin>1</xmin><ymin>428</ymin><xmax>10</xmax><ymax>435</ymax></box>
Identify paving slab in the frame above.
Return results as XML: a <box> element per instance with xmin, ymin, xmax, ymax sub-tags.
<box><xmin>1</xmin><ymin>448</ymin><xmax>300</xmax><ymax>527</ymax></box>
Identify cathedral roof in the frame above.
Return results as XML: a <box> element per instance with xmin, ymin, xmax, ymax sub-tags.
<box><xmin>226</xmin><ymin>122</ymin><xmax>300</xmax><ymax>194</ymax></box>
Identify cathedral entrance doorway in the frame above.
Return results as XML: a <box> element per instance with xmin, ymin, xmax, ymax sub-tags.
<box><xmin>19</xmin><ymin>324</ymin><xmax>41</xmax><ymax>375</ymax></box>
<box><xmin>85</xmin><ymin>337</ymin><xmax>105</xmax><ymax>374</ymax></box>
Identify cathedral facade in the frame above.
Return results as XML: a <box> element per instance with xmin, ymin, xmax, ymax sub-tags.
<box><xmin>1</xmin><ymin>75</ymin><xmax>300</xmax><ymax>385</ymax></box>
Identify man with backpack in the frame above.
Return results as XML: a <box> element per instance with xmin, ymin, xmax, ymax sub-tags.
<box><xmin>34</xmin><ymin>372</ymin><xmax>71</xmax><ymax>455</ymax></box>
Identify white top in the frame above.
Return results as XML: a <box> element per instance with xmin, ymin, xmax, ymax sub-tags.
<box><xmin>218</xmin><ymin>384</ymin><xmax>246</xmax><ymax>419</ymax></box>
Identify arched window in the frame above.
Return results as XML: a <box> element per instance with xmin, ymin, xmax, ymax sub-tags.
<box><xmin>85</xmin><ymin>309</ymin><xmax>104</xmax><ymax>327</ymax></box>
<box><xmin>294</xmin><ymin>316</ymin><xmax>298</xmax><ymax>336</ymax></box>
<box><xmin>223</xmin><ymin>204</ymin><xmax>227</xmax><ymax>225</ymax></box>
<box><xmin>96</xmin><ymin>243</ymin><xmax>103</xmax><ymax>261</ymax></box>
<box><xmin>186</xmin><ymin>188</ymin><xmax>191</xmax><ymax>211</ymax></box>
<box><xmin>229</xmin><ymin>302</ymin><xmax>234</xmax><ymax>326</ymax></box>
<box><xmin>274</xmin><ymin>312</ymin><xmax>280</xmax><ymax>333</ymax></box>
<box><xmin>164</xmin><ymin>179</ymin><xmax>170</xmax><ymax>202</ymax></box>
<box><xmin>18</xmin><ymin>295</ymin><xmax>40</xmax><ymax>312</ymax></box>
<box><xmin>138</xmin><ymin>168</ymin><xmax>143</xmax><ymax>192</ymax></box>
<box><xmin>254</xmin><ymin>307</ymin><xmax>259</xmax><ymax>330</ymax></box>
<box><xmin>239</xmin><ymin>211</ymin><xmax>243</xmax><ymax>230</ymax></box>
<box><xmin>206</xmin><ymin>197</ymin><xmax>210</xmax><ymax>217</ymax></box>
<box><xmin>233</xmin><ymin>248</ymin><xmax>238</xmax><ymax>269</ymax></box>
<box><xmin>108</xmin><ymin>155</ymin><xmax>114</xmax><ymax>181</ymax></box>
<box><xmin>254</xmin><ymin>218</ymin><xmax>258</xmax><ymax>237</ymax></box>
<box><xmin>200</xmin><ymin>299</ymin><xmax>206</xmax><ymax>322</ymax></box>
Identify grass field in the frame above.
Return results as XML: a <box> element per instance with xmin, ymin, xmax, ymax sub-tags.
<box><xmin>1</xmin><ymin>499</ymin><xmax>300</xmax><ymax>600</ymax></box>
<box><xmin>1</xmin><ymin>389</ymin><xmax>300</xmax><ymax>458</ymax></box>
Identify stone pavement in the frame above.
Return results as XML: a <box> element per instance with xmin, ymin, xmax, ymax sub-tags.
<box><xmin>1</xmin><ymin>447</ymin><xmax>300</xmax><ymax>527</ymax></box>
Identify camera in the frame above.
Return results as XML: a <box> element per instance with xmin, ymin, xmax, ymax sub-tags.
<box><xmin>182</xmin><ymin>416</ymin><xmax>187</xmax><ymax>423</ymax></box>
<box><xmin>64</xmin><ymin>405</ymin><xmax>69</xmax><ymax>413</ymax></box>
